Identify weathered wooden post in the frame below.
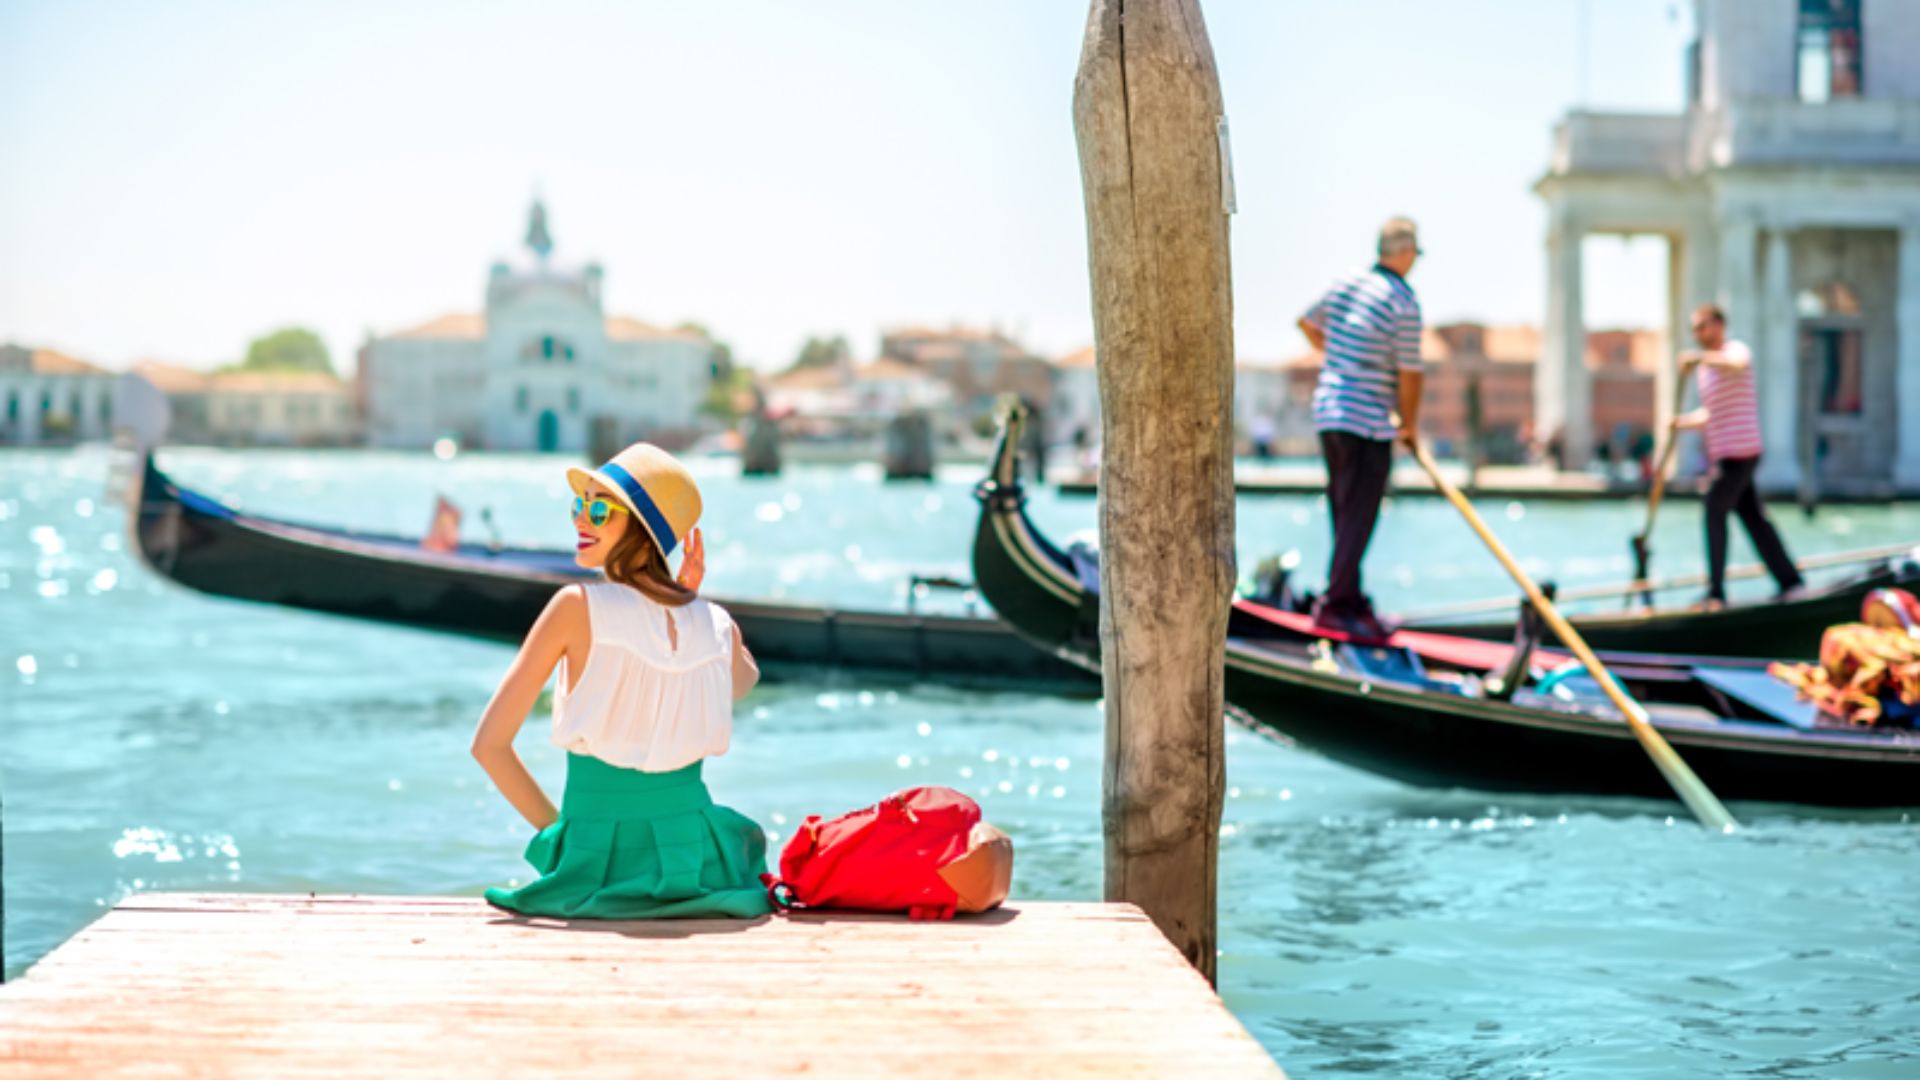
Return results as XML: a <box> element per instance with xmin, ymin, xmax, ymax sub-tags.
<box><xmin>883</xmin><ymin>409</ymin><xmax>935</xmax><ymax>480</ymax></box>
<box><xmin>741</xmin><ymin>409</ymin><xmax>782</xmax><ymax>477</ymax></box>
<box><xmin>1073</xmin><ymin>0</ymin><xmax>1235</xmax><ymax>982</ymax></box>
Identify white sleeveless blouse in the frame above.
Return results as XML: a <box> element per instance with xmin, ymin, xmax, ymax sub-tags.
<box><xmin>550</xmin><ymin>582</ymin><xmax>736</xmax><ymax>772</ymax></box>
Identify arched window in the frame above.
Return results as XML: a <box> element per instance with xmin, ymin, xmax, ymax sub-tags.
<box><xmin>515</xmin><ymin>386</ymin><xmax>530</xmax><ymax>414</ymax></box>
<box><xmin>527</xmin><ymin>336</ymin><xmax>577</xmax><ymax>364</ymax></box>
<box><xmin>566</xmin><ymin>387</ymin><xmax>580</xmax><ymax>414</ymax></box>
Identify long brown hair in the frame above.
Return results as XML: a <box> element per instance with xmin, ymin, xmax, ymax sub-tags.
<box><xmin>602</xmin><ymin>524</ymin><xmax>696</xmax><ymax>607</ymax></box>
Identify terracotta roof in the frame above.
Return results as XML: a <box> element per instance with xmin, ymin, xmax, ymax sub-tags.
<box><xmin>766</xmin><ymin>366</ymin><xmax>847</xmax><ymax>391</ymax></box>
<box><xmin>1483</xmin><ymin>325</ymin><xmax>1540</xmax><ymax>363</ymax></box>
<box><xmin>896</xmin><ymin>340</ymin><xmax>968</xmax><ymax>363</ymax></box>
<box><xmin>1</xmin><ymin>344</ymin><xmax>109</xmax><ymax>375</ymax></box>
<box><xmin>131</xmin><ymin>360</ymin><xmax>213</xmax><ymax>393</ymax></box>
<box><xmin>1581</xmin><ymin>328</ymin><xmax>1666</xmax><ymax>373</ymax></box>
<box><xmin>209</xmin><ymin>371</ymin><xmax>349</xmax><ymax>395</ymax></box>
<box><xmin>884</xmin><ymin>325</ymin><xmax>1005</xmax><ymax>343</ymax></box>
<box><xmin>390</xmin><ymin>313</ymin><xmax>486</xmax><ymax>340</ymax></box>
<box><xmin>852</xmin><ymin>357</ymin><xmax>928</xmax><ymax>382</ymax></box>
<box><xmin>606</xmin><ymin>317</ymin><xmax>708</xmax><ymax>344</ymax></box>
<box><xmin>1053</xmin><ymin>346</ymin><xmax>1096</xmax><ymax>369</ymax></box>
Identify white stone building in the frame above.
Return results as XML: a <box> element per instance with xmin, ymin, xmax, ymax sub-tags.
<box><xmin>360</xmin><ymin>202</ymin><xmax>719</xmax><ymax>452</ymax></box>
<box><xmin>130</xmin><ymin>361</ymin><xmax>360</xmax><ymax>446</ymax></box>
<box><xmin>0</xmin><ymin>345</ymin><xmax>115</xmax><ymax>445</ymax></box>
<box><xmin>205</xmin><ymin>372</ymin><xmax>359</xmax><ymax>446</ymax></box>
<box><xmin>1537</xmin><ymin>0</ymin><xmax>1920</xmax><ymax>496</ymax></box>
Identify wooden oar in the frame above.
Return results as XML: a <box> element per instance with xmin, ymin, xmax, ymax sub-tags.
<box><xmin>1406</xmin><ymin>435</ymin><xmax>1739</xmax><ymax>832</ymax></box>
<box><xmin>1628</xmin><ymin>369</ymin><xmax>1693</xmax><ymax>607</ymax></box>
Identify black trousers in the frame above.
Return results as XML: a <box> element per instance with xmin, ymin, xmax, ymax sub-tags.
<box><xmin>1705</xmin><ymin>455</ymin><xmax>1802</xmax><ymax>600</ymax></box>
<box><xmin>1321</xmin><ymin>430</ymin><xmax>1394</xmax><ymax>611</ymax></box>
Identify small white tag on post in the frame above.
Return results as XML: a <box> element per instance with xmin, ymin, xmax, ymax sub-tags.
<box><xmin>1216</xmin><ymin>115</ymin><xmax>1237</xmax><ymax>216</ymax></box>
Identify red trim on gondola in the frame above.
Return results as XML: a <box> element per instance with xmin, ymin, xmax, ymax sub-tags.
<box><xmin>1234</xmin><ymin>599</ymin><xmax>1549</xmax><ymax>672</ymax></box>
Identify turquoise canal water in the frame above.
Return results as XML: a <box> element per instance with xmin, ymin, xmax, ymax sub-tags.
<box><xmin>5</xmin><ymin>445</ymin><xmax>1919</xmax><ymax>1077</ymax></box>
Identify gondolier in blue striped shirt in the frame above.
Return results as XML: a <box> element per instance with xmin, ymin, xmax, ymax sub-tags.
<box><xmin>1296</xmin><ymin>217</ymin><xmax>1425</xmax><ymax>643</ymax></box>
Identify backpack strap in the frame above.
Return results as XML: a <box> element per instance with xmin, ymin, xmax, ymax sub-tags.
<box><xmin>760</xmin><ymin>873</ymin><xmax>801</xmax><ymax>912</ymax></box>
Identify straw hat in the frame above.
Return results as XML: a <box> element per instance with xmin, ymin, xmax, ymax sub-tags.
<box><xmin>567</xmin><ymin>443</ymin><xmax>702</xmax><ymax>558</ymax></box>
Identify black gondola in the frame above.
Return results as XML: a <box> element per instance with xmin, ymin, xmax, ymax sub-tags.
<box><xmin>126</xmin><ymin>451</ymin><xmax>1097</xmax><ymax>693</ymax></box>
<box><xmin>973</xmin><ymin>408</ymin><xmax>1920</xmax><ymax>807</ymax></box>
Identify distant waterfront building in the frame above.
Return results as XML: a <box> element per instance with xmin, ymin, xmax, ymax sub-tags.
<box><xmin>1046</xmin><ymin>347</ymin><xmax>1321</xmax><ymax>458</ymax></box>
<box><xmin>1055</xmin><ymin>325</ymin><xmax>1663</xmax><ymax>465</ymax></box>
<box><xmin>880</xmin><ymin>327</ymin><xmax>1054</xmax><ymax>426</ymax></box>
<box><xmin>131</xmin><ymin>361</ymin><xmax>360</xmax><ymax>446</ymax></box>
<box><xmin>849</xmin><ymin>357</ymin><xmax>953</xmax><ymax>418</ymax></box>
<box><xmin>0</xmin><ymin>344</ymin><xmax>114</xmax><ymax>445</ymax></box>
<box><xmin>131</xmin><ymin>361</ymin><xmax>216</xmax><ymax>444</ymax></box>
<box><xmin>359</xmin><ymin>202</ymin><xmax>720</xmax><ymax>452</ymax></box>
<box><xmin>759</xmin><ymin>355</ymin><xmax>953</xmax><ymax>442</ymax></box>
<box><xmin>1049</xmin><ymin>347</ymin><xmax>1098</xmax><ymax>448</ymax></box>
<box><xmin>1416</xmin><ymin>324</ymin><xmax>1661</xmax><ymax>464</ymax></box>
<box><xmin>1537</xmin><ymin>0</ymin><xmax>1920</xmax><ymax>495</ymax></box>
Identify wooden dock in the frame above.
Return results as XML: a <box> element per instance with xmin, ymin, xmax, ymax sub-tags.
<box><xmin>0</xmin><ymin>893</ymin><xmax>1284</xmax><ymax>1078</ymax></box>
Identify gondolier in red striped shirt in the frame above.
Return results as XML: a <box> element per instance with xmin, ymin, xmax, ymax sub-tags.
<box><xmin>1671</xmin><ymin>304</ymin><xmax>1804</xmax><ymax>610</ymax></box>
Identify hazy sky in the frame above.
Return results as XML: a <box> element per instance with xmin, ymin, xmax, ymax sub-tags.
<box><xmin>0</xmin><ymin>0</ymin><xmax>1692</xmax><ymax>373</ymax></box>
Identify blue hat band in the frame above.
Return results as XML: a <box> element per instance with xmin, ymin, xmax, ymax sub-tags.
<box><xmin>599</xmin><ymin>461</ymin><xmax>679</xmax><ymax>556</ymax></box>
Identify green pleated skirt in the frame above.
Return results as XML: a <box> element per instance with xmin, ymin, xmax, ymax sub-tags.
<box><xmin>484</xmin><ymin>753</ymin><xmax>773</xmax><ymax>920</ymax></box>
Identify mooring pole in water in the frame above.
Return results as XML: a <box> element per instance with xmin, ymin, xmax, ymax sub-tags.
<box><xmin>1072</xmin><ymin>0</ymin><xmax>1236</xmax><ymax>983</ymax></box>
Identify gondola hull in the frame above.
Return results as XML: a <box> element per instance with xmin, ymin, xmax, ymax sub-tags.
<box><xmin>130</xmin><ymin>454</ymin><xmax>1098</xmax><ymax>693</ymax></box>
<box><xmin>972</xmin><ymin>414</ymin><xmax>1920</xmax><ymax>807</ymax></box>
<box><xmin>1217</xmin><ymin>649</ymin><xmax>1918</xmax><ymax>806</ymax></box>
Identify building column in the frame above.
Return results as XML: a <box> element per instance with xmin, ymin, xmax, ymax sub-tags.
<box><xmin>1897</xmin><ymin>222</ymin><xmax>1920</xmax><ymax>492</ymax></box>
<box><xmin>1662</xmin><ymin>235</ymin><xmax>1683</xmax><ymax>439</ymax></box>
<box><xmin>1717</xmin><ymin>217</ymin><xmax>1758</xmax><ymax>485</ymax></box>
<box><xmin>1540</xmin><ymin>210</ymin><xmax>1590</xmax><ymax>469</ymax></box>
<box><xmin>80</xmin><ymin>379</ymin><xmax>105</xmax><ymax>440</ymax></box>
<box><xmin>1757</xmin><ymin>226</ymin><xmax>1800</xmax><ymax>493</ymax></box>
<box><xmin>1663</xmin><ymin>226</ymin><xmax>1718</xmax><ymax>475</ymax></box>
<box><xmin>21</xmin><ymin>377</ymin><xmax>42</xmax><ymax>444</ymax></box>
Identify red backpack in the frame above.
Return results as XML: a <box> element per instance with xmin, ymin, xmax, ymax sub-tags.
<box><xmin>763</xmin><ymin>787</ymin><xmax>1012</xmax><ymax>921</ymax></box>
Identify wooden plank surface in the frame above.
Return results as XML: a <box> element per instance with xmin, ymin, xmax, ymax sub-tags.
<box><xmin>0</xmin><ymin>894</ymin><xmax>1284</xmax><ymax>1078</ymax></box>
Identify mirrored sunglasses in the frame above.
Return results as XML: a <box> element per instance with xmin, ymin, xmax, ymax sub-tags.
<box><xmin>573</xmin><ymin>495</ymin><xmax>631</xmax><ymax>528</ymax></box>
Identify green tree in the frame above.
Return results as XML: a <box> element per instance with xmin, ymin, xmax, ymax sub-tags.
<box><xmin>238</xmin><ymin>328</ymin><xmax>333</xmax><ymax>375</ymax></box>
<box><xmin>675</xmin><ymin>322</ymin><xmax>735</xmax><ymax>382</ymax></box>
<box><xmin>787</xmin><ymin>334</ymin><xmax>850</xmax><ymax>373</ymax></box>
<box><xmin>699</xmin><ymin>369</ymin><xmax>760</xmax><ymax>422</ymax></box>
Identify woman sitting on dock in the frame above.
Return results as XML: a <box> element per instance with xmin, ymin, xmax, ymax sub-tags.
<box><xmin>471</xmin><ymin>443</ymin><xmax>773</xmax><ymax>919</ymax></box>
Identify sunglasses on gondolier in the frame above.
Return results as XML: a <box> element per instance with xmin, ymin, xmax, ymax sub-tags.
<box><xmin>573</xmin><ymin>495</ymin><xmax>631</xmax><ymax>528</ymax></box>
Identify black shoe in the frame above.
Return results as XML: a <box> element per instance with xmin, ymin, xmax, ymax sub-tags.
<box><xmin>1347</xmin><ymin>611</ymin><xmax>1393</xmax><ymax>646</ymax></box>
<box><xmin>1310</xmin><ymin>601</ymin><xmax>1392</xmax><ymax>645</ymax></box>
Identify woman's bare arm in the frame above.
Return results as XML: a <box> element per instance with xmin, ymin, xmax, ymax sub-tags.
<box><xmin>470</xmin><ymin>586</ymin><xmax>587</xmax><ymax>830</ymax></box>
<box><xmin>731</xmin><ymin>631</ymin><xmax>760</xmax><ymax>702</ymax></box>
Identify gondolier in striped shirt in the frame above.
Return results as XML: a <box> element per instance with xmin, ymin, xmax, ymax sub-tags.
<box><xmin>1296</xmin><ymin>217</ymin><xmax>1425</xmax><ymax>642</ymax></box>
<box><xmin>1672</xmin><ymin>303</ymin><xmax>1804</xmax><ymax>610</ymax></box>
